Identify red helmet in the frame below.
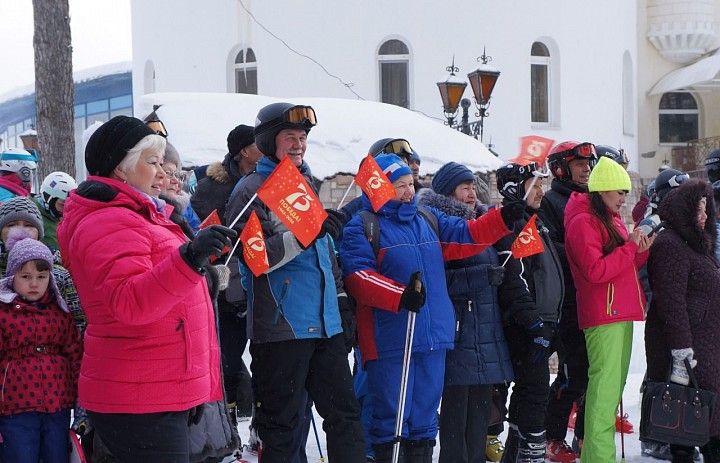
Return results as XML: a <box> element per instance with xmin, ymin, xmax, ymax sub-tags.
<box><xmin>547</xmin><ymin>141</ymin><xmax>597</xmax><ymax>180</ymax></box>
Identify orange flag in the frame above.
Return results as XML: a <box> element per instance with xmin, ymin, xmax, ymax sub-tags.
<box><xmin>355</xmin><ymin>154</ymin><xmax>396</xmax><ymax>212</ymax></box>
<box><xmin>240</xmin><ymin>211</ymin><xmax>269</xmax><ymax>277</ymax></box>
<box><xmin>256</xmin><ymin>157</ymin><xmax>328</xmax><ymax>248</ymax></box>
<box><xmin>198</xmin><ymin>209</ymin><xmax>229</xmax><ymax>263</ymax></box>
<box><xmin>511</xmin><ymin>135</ymin><xmax>555</xmax><ymax>166</ymax></box>
<box><xmin>511</xmin><ymin>214</ymin><xmax>545</xmax><ymax>258</ymax></box>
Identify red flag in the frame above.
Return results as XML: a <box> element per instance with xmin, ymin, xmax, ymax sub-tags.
<box><xmin>240</xmin><ymin>211</ymin><xmax>269</xmax><ymax>277</ymax></box>
<box><xmin>199</xmin><ymin>209</ymin><xmax>222</xmax><ymax>228</ymax></box>
<box><xmin>355</xmin><ymin>154</ymin><xmax>396</xmax><ymax>212</ymax></box>
<box><xmin>511</xmin><ymin>214</ymin><xmax>545</xmax><ymax>258</ymax></box>
<box><xmin>198</xmin><ymin>209</ymin><xmax>229</xmax><ymax>263</ymax></box>
<box><xmin>256</xmin><ymin>157</ymin><xmax>328</xmax><ymax>248</ymax></box>
<box><xmin>511</xmin><ymin>135</ymin><xmax>555</xmax><ymax>166</ymax></box>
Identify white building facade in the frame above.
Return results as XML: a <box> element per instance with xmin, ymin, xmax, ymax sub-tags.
<box><xmin>130</xmin><ymin>0</ymin><xmax>720</xmax><ymax>178</ymax></box>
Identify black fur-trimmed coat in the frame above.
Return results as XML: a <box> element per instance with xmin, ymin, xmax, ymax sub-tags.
<box><xmin>646</xmin><ymin>179</ymin><xmax>720</xmax><ymax>435</ymax></box>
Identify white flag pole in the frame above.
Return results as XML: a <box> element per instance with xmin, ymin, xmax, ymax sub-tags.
<box><xmin>224</xmin><ymin>193</ymin><xmax>259</xmax><ymax>265</ymax></box>
<box><xmin>336</xmin><ymin>179</ymin><xmax>356</xmax><ymax>210</ymax></box>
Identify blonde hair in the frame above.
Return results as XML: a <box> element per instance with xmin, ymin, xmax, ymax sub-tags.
<box><xmin>117</xmin><ymin>135</ymin><xmax>166</xmax><ymax>172</ymax></box>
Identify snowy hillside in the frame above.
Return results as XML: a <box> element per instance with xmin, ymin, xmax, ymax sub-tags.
<box><xmin>136</xmin><ymin>93</ymin><xmax>504</xmax><ymax>179</ymax></box>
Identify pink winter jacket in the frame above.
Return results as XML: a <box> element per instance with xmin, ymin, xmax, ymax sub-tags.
<box><xmin>57</xmin><ymin>176</ymin><xmax>222</xmax><ymax>413</ymax></box>
<box><xmin>564</xmin><ymin>192</ymin><xmax>647</xmax><ymax>329</ymax></box>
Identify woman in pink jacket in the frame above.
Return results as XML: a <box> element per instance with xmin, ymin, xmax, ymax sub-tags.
<box><xmin>563</xmin><ymin>157</ymin><xmax>652</xmax><ymax>462</ymax></box>
<box><xmin>57</xmin><ymin>116</ymin><xmax>237</xmax><ymax>462</ymax></box>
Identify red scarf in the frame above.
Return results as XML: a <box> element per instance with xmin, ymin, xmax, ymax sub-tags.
<box><xmin>0</xmin><ymin>174</ymin><xmax>30</xmax><ymax>197</ymax></box>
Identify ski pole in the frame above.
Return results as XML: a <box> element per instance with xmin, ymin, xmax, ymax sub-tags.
<box><xmin>392</xmin><ymin>274</ymin><xmax>422</xmax><ymax>463</ymax></box>
<box><xmin>310</xmin><ymin>409</ymin><xmax>325</xmax><ymax>463</ymax></box>
<box><xmin>619</xmin><ymin>398</ymin><xmax>626</xmax><ymax>462</ymax></box>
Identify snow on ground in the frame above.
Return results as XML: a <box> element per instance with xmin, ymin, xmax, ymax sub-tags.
<box><xmin>225</xmin><ymin>321</ymin><xmax>660</xmax><ymax>462</ymax></box>
<box><xmin>136</xmin><ymin>92</ymin><xmax>504</xmax><ymax>179</ymax></box>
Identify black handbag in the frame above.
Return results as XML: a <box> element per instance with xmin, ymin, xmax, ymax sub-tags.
<box><xmin>640</xmin><ymin>358</ymin><xmax>717</xmax><ymax>447</ymax></box>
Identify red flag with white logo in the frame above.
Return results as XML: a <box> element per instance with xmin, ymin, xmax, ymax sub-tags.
<box><xmin>256</xmin><ymin>157</ymin><xmax>328</xmax><ymax>248</ymax></box>
<box><xmin>240</xmin><ymin>211</ymin><xmax>270</xmax><ymax>276</ymax></box>
<box><xmin>511</xmin><ymin>214</ymin><xmax>545</xmax><ymax>258</ymax></box>
<box><xmin>511</xmin><ymin>135</ymin><xmax>555</xmax><ymax>166</ymax></box>
<box><xmin>355</xmin><ymin>154</ymin><xmax>396</xmax><ymax>212</ymax></box>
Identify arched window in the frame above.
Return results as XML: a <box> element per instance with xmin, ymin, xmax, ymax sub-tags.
<box><xmin>659</xmin><ymin>92</ymin><xmax>698</xmax><ymax>143</ymax></box>
<box><xmin>235</xmin><ymin>48</ymin><xmax>257</xmax><ymax>95</ymax></box>
<box><xmin>530</xmin><ymin>42</ymin><xmax>550</xmax><ymax>123</ymax></box>
<box><xmin>622</xmin><ymin>51</ymin><xmax>635</xmax><ymax>135</ymax></box>
<box><xmin>378</xmin><ymin>39</ymin><xmax>410</xmax><ymax>108</ymax></box>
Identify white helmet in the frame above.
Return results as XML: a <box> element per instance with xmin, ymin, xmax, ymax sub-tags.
<box><xmin>40</xmin><ymin>171</ymin><xmax>77</xmax><ymax>210</ymax></box>
<box><xmin>0</xmin><ymin>148</ymin><xmax>37</xmax><ymax>183</ymax></box>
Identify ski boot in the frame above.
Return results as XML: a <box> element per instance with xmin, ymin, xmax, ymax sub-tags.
<box><xmin>487</xmin><ymin>434</ymin><xmax>505</xmax><ymax>462</ymax></box>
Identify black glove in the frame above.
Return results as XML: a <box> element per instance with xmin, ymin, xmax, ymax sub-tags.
<box><xmin>487</xmin><ymin>265</ymin><xmax>505</xmax><ymax>286</ymax></box>
<box><xmin>500</xmin><ymin>200</ymin><xmax>526</xmax><ymax>228</ymax></box>
<box><xmin>321</xmin><ymin>209</ymin><xmax>345</xmax><ymax>242</ymax></box>
<box><xmin>181</xmin><ymin>225</ymin><xmax>237</xmax><ymax>271</ymax></box>
<box><xmin>526</xmin><ymin>320</ymin><xmax>554</xmax><ymax>364</ymax></box>
<box><xmin>399</xmin><ymin>272</ymin><xmax>425</xmax><ymax>313</ymax></box>
<box><xmin>187</xmin><ymin>405</ymin><xmax>205</xmax><ymax>426</ymax></box>
<box><xmin>338</xmin><ymin>295</ymin><xmax>357</xmax><ymax>352</ymax></box>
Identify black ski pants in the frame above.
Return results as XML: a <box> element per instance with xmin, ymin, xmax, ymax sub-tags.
<box><xmin>439</xmin><ymin>384</ymin><xmax>492</xmax><ymax>463</ymax></box>
<box><xmin>218</xmin><ymin>309</ymin><xmax>252</xmax><ymax>415</ymax></box>
<box><xmin>250</xmin><ymin>334</ymin><xmax>365</xmax><ymax>463</ymax></box>
<box><xmin>545</xmin><ymin>317</ymin><xmax>588</xmax><ymax>441</ymax></box>
<box><xmin>506</xmin><ymin>323</ymin><xmax>553</xmax><ymax>434</ymax></box>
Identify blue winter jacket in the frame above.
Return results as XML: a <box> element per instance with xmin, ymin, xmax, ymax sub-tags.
<box><xmin>417</xmin><ymin>189</ymin><xmax>513</xmax><ymax>386</ymax></box>
<box><xmin>225</xmin><ymin>156</ymin><xmax>343</xmax><ymax>343</ymax></box>
<box><xmin>340</xmin><ymin>195</ymin><xmax>504</xmax><ymax>360</ymax></box>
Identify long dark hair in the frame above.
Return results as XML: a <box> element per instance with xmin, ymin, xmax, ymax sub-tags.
<box><xmin>589</xmin><ymin>192</ymin><xmax>626</xmax><ymax>255</ymax></box>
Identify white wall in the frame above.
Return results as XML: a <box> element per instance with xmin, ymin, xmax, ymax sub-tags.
<box><xmin>131</xmin><ymin>0</ymin><xmax>638</xmax><ymax>168</ymax></box>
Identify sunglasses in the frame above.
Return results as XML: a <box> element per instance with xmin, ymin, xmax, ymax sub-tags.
<box><xmin>381</xmin><ymin>139</ymin><xmax>413</xmax><ymax>157</ymax></box>
<box><xmin>284</xmin><ymin>105</ymin><xmax>318</xmax><ymax>127</ymax></box>
<box><xmin>146</xmin><ymin>120</ymin><xmax>168</xmax><ymax>138</ymax></box>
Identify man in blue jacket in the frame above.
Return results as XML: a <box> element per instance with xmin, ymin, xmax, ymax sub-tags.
<box><xmin>225</xmin><ymin>102</ymin><xmax>363</xmax><ymax>463</ymax></box>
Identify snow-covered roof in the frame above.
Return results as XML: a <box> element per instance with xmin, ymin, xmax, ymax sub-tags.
<box><xmin>137</xmin><ymin>92</ymin><xmax>503</xmax><ymax>178</ymax></box>
<box><xmin>0</xmin><ymin>61</ymin><xmax>131</xmax><ymax>104</ymax></box>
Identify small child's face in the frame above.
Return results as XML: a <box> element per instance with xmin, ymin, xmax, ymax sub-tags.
<box><xmin>14</xmin><ymin>261</ymin><xmax>50</xmax><ymax>302</ymax></box>
<box><xmin>1</xmin><ymin>221</ymin><xmax>39</xmax><ymax>243</ymax></box>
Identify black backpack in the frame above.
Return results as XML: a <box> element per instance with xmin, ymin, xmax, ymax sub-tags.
<box><xmin>358</xmin><ymin>206</ymin><xmax>439</xmax><ymax>257</ymax></box>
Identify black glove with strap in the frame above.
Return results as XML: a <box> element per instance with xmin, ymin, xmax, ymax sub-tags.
<box><xmin>526</xmin><ymin>320</ymin><xmax>554</xmax><ymax>364</ymax></box>
<box><xmin>500</xmin><ymin>200</ymin><xmax>526</xmax><ymax>229</ymax></box>
<box><xmin>322</xmin><ymin>209</ymin><xmax>345</xmax><ymax>242</ymax></box>
<box><xmin>338</xmin><ymin>295</ymin><xmax>357</xmax><ymax>352</ymax></box>
<box><xmin>181</xmin><ymin>225</ymin><xmax>237</xmax><ymax>272</ymax></box>
<box><xmin>399</xmin><ymin>272</ymin><xmax>425</xmax><ymax>313</ymax></box>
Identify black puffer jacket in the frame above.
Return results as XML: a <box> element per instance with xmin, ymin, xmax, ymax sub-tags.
<box><xmin>416</xmin><ymin>189</ymin><xmax>513</xmax><ymax>386</ymax></box>
<box><xmin>646</xmin><ymin>179</ymin><xmax>720</xmax><ymax>435</ymax></box>
<box><xmin>496</xmin><ymin>208</ymin><xmax>564</xmax><ymax>327</ymax></box>
<box><xmin>538</xmin><ymin>178</ymin><xmax>586</xmax><ymax>323</ymax></box>
<box><xmin>191</xmin><ymin>152</ymin><xmax>244</xmax><ymax>222</ymax></box>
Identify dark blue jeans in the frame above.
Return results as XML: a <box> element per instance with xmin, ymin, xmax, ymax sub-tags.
<box><xmin>0</xmin><ymin>409</ymin><xmax>71</xmax><ymax>463</ymax></box>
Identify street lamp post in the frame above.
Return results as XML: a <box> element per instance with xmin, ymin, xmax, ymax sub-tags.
<box><xmin>436</xmin><ymin>48</ymin><xmax>500</xmax><ymax>143</ymax></box>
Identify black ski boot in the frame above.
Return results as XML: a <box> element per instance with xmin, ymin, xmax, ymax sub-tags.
<box><xmin>403</xmin><ymin>439</ymin><xmax>434</xmax><ymax>463</ymax></box>
<box><xmin>701</xmin><ymin>438</ymin><xmax>720</xmax><ymax>463</ymax></box>
<box><xmin>517</xmin><ymin>429</ymin><xmax>546</xmax><ymax>463</ymax></box>
<box><xmin>501</xmin><ymin>426</ymin><xmax>520</xmax><ymax>463</ymax></box>
<box><xmin>670</xmin><ymin>445</ymin><xmax>696</xmax><ymax>463</ymax></box>
<box><xmin>373</xmin><ymin>440</ymin><xmax>405</xmax><ymax>463</ymax></box>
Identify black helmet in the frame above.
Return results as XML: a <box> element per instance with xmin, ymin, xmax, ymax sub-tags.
<box><xmin>547</xmin><ymin>141</ymin><xmax>597</xmax><ymax>180</ymax></box>
<box><xmin>496</xmin><ymin>162</ymin><xmax>548</xmax><ymax>201</ymax></box>
<box><xmin>704</xmin><ymin>149</ymin><xmax>720</xmax><ymax>183</ymax></box>
<box><xmin>596</xmin><ymin>145</ymin><xmax>628</xmax><ymax>168</ymax></box>
<box><xmin>368</xmin><ymin>138</ymin><xmax>413</xmax><ymax>162</ymax></box>
<box><xmin>254</xmin><ymin>102</ymin><xmax>317</xmax><ymax>158</ymax></box>
<box><xmin>652</xmin><ymin>168</ymin><xmax>688</xmax><ymax>205</ymax></box>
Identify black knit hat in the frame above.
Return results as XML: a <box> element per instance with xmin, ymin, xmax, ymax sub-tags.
<box><xmin>85</xmin><ymin>116</ymin><xmax>156</xmax><ymax>177</ymax></box>
<box><xmin>227</xmin><ymin>124</ymin><xmax>255</xmax><ymax>157</ymax></box>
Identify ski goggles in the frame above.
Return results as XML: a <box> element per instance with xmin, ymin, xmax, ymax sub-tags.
<box><xmin>521</xmin><ymin>161</ymin><xmax>549</xmax><ymax>178</ymax></box>
<box><xmin>381</xmin><ymin>139</ymin><xmax>413</xmax><ymax>157</ymax></box>
<box><xmin>563</xmin><ymin>142</ymin><xmax>596</xmax><ymax>160</ymax></box>
<box><xmin>667</xmin><ymin>172</ymin><xmax>689</xmax><ymax>188</ymax></box>
<box><xmin>146</xmin><ymin>120</ymin><xmax>168</xmax><ymax>138</ymax></box>
<box><xmin>283</xmin><ymin>105</ymin><xmax>317</xmax><ymax>127</ymax></box>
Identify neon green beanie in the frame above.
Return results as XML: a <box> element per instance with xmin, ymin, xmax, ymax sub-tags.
<box><xmin>588</xmin><ymin>156</ymin><xmax>631</xmax><ymax>192</ymax></box>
